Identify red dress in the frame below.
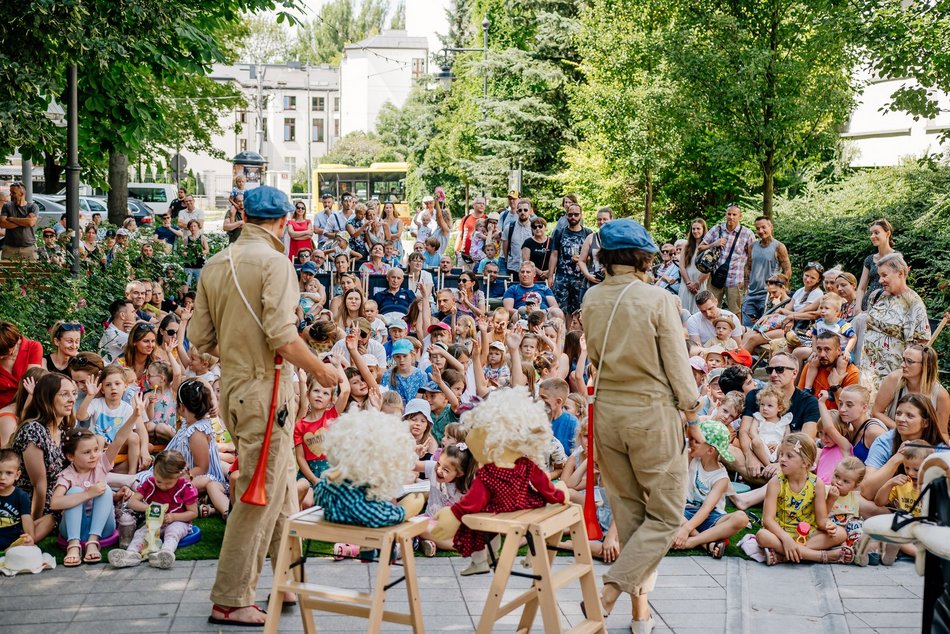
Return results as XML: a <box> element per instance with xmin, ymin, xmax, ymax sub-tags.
<box><xmin>288</xmin><ymin>219</ymin><xmax>313</xmax><ymax>260</ymax></box>
<box><xmin>0</xmin><ymin>337</ymin><xmax>42</xmax><ymax>407</ymax></box>
<box><xmin>450</xmin><ymin>457</ymin><xmax>565</xmax><ymax>556</ymax></box>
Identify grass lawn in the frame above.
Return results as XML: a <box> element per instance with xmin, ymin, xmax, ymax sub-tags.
<box><xmin>34</xmin><ymin>502</ymin><xmax>763</xmax><ymax>564</ymax></box>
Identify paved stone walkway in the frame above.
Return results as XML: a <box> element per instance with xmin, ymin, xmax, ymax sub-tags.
<box><xmin>0</xmin><ymin>555</ymin><xmax>922</xmax><ymax>632</ymax></box>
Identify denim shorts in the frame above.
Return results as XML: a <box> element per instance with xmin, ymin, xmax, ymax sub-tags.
<box><xmin>684</xmin><ymin>503</ymin><xmax>724</xmax><ymax>533</ymax></box>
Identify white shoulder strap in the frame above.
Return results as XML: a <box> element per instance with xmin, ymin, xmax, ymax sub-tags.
<box><xmin>592</xmin><ymin>278</ymin><xmax>639</xmax><ymax>400</ymax></box>
<box><xmin>227</xmin><ymin>246</ymin><xmax>265</xmax><ymax>332</ymax></box>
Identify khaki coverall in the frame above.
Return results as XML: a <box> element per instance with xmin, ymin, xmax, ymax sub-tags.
<box><xmin>581</xmin><ymin>266</ymin><xmax>700</xmax><ymax>597</ymax></box>
<box><xmin>189</xmin><ymin>223</ymin><xmax>301</xmax><ymax>608</ymax></box>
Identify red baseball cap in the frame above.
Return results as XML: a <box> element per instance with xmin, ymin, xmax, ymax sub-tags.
<box><xmin>723</xmin><ymin>349</ymin><xmax>753</xmax><ymax>367</ymax></box>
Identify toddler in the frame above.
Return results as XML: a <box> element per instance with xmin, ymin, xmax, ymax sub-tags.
<box><xmin>481</xmin><ymin>340</ymin><xmax>511</xmax><ymax>389</ymax></box>
<box><xmin>826</xmin><ymin>457</ymin><xmax>866</xmax><ymax>556</ymax></box>
<box><xmin>470</xmin><ymin>218</ymin><xmax>487</xmax><ymax>263</ymax></box>
<box><xmin>297</xmin><ymin>277</ymin><xmax>327</xmax><ymax>323</ymax></box>
<box><xmin>873</xmin><ymin>442</ymin><xmax>934</xmax><ymax>565</ymax></box>
<box><xmin>755</xmin><ymin>433</ymin><xmax>848</xmax><ymax>564</ymax></box>
<box><xmin>704</xmin><ymin>316</ymin><xmax>739</xmax><ymax>351</ymax></box>
<box><xmin>145</xmin><ymin>360</ymin><xmax>178</xmax><ymax>443</ymax></box>
<box><xmin>108</xmin><ymin>450</ymin><xmax>199</xmax><ymax>569</ymax></box>
<box><xmin>749</xmin><ymin>384</ymin><xmax>793</xmax><ymax>465</ymax></box>
<box><xmin>380</xmin><ymin>390</ymin><xmax>405</xmax><ymax>416</ymax></box>
<box><xmin>0</xmin><ymin>449</ymin><xmax>34</xmax><ymax>549</ymax></box>
<box><xmin>412</xmin><ymin>443</ymin><xmax>478</xmax><ymax>556</ymax></box>
<box><xmin>816</xmin><ymin>391</ymin><xmax>854</xmax><ymax>484</ymax></box>
<box><xmin>159</xmin><ymin>379</ymin><xmax>230</xmax><ymax>519</ymax></box>
<box><xmin>361</xmin><ymin>299</ymin><xmax>387</xmax><ymax>343</ymax></box>
<box><xmin>51</xmin><ymin>396</ymin><xmax>146</xmax><ymax>566</ymax></box>
<box><xmin>295</xmin><ymin>367</ymin><xmax>349</xmax><ymax>508</ymax></box>
<box><xmin>672</xmin><ymin>420</ymin><xmax>748</xmax><ymax>558</ymax></box>
<box><xmin>77</xmin><ymin>366</ymin><xmax>149</xmax><ymax>473</ymax></box>
<box><xmin>423</xmin><ymin>372</ymin><xmax>462</xmax><ymax>444</ymax></box>
<box><xmin>188</xmin><ymin>351</ymin><xmax>220</xmax><ymax>383</ymax></box>
<box><xmin>795</xmin><ymin>292</ymin><xmax>856</xmax><ymax>370</ymax></box>
<box><xmin>703</xmin><ymin>346</ymin><xmax>726</xmax><ymax>371</ymax></box>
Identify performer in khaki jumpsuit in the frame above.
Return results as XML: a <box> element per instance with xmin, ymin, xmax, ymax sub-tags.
<box><xmin>581</xmin><ymin>219</ymin><xmax>705</xmax><ymax>634</ymax></box>
<box><xmin>189</xmin><ymin>186</ymin><xmax>337</xmax><ymax>627</ymax></box>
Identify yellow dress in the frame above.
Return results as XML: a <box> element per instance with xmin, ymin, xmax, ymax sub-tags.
<box><xmin>776</xmin><ymin>472</ymin><xmax>817</xmax><ymax>535</ymax></box>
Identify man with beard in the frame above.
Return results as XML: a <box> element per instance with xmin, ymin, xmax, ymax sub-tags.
<box><xmin>798</xmin><ymin>330</ymin><xmax>860</xmax><ymax>409</ymax></box>
<box><xmin>548</xmin><ymin>203</ymin><xmax>591</xmax><ymax>329</ymax></box>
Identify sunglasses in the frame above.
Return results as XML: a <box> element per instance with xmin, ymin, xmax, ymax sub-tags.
<box><xmin>765</xmin><ymin>366</ymin><xmax>794</xmax><ymax>375</ymax></box>
<box><xmin>567</xmin><ymin>213</ymin><xmax>581</xmax><ymax>218</ymax></box>
<box><xmin>517</xmin><ymin>208</ymin><xmax>531</xmax><ymax>212</ymax></box>
<box><xmin>359</xmin><ymin>331</ymin><xmax>370</xmax><ymax>338</ymax></box>
<box><xmin>532</xmin><ymin>223</ymin><xmax>545</xmax><ymax>229</ymax></box>
<box><xmin>134</xmin><ymin>322</ymin><xmax>155</xmax><ymax>333</ymax></box>
<box><xmin>164</xmin><ymin>328</ymin><xmax>179</xmax><ymax>336</ymax></box>
<box><xmin>901</xmin><ymin>357</ymin><xmax>920</xmax><ymax>366</ymax></box>
<box><xmin>68</xmin><ymin>356</ymin><xmax>100</xmax><ymax>370</ymax></box>
<box><xmin>805</xmin><ymin>261</ymin><xmax>825</xmax><ymax>274</ymax></box>
<box><xmin>56</xmin><ymin>323</ymin><xmax>85</xmax><ymax>336</ymax></box>
<box><xmin>662</xmin><ymin>250</ymin><xmax>673</xmax><ymax>254</ymax></box>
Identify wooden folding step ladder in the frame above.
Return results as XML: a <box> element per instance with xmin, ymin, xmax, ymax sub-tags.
<box><xmin>462</xmin><ymin>504</ymin><xmax>606</xmax><ymax>634</ymax></box>
<box><xmin>264</xmin><ymin>507</ymin><xmax>429</xmax><ymax>634</ymax></box>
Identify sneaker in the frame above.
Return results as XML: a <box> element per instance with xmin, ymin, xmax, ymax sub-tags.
<box><xmin>108</xmin><ymin>549</ymin><xmax>142</xmax><ymax>568</ymax></box>
<box><xmin>148</xmin><ymin>550</ymin><xmax>176</xmax><ymax>569</ymax></box>
<box><xmin>881</xmin><ymin>544</ymin><xmax>900</xmax><ymax>566</ymax></box>
<box><xmin>420</xmin><ymin>539</ymin><xmax>437</xmax><ymax>558</ymax></box>
<box><xmin>631</xmin><ymin>617</ymin><xmax>655</xmax><ymax>634</ymax></box>
<box><xmin>460</xmin><ymin>560</ymin><xmax>490</xmax><ymax>576</ymax></box>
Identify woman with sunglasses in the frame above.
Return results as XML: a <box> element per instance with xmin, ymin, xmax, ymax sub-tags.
<box><xmin>118</xmin><ymin>322</ymin><xmax>158</xmax><ymax>386</ymax></box>
<box><xmin>153</xmin><ymin>313</ymin><xmax>189</xmax><ymax>375</ymax></box>
<box><xmin>42</xmin><ymin>321</ymin><xmax>83</xmax><ymax>374</ymax></box>
<box><xmin>872</xmin><ymin>345</ymin><xmax>949</xmax><ymax>437</ymax></box>
<box><xmin>0</xmin><ymin>321</ymin><xmax>43</xmax><ymax>409</ymax></box>
<box><xmin>455</xmin><ymin>271</ymin><xmax>485</xmax><ymax>318</ymax></box>
<box><xmin>521</xmin><ymin>218</ymin><xmax>552</xmax><ymax>282</ymax></box>
<box><xmin>287</xmin><ymin>202</ymin><xmax>314</xmax><ymax>262</ymax></box>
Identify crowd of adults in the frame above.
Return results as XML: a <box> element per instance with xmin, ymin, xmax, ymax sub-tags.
<box><xmin>0</xmin><ymin>181</ymin><xmax>946</xmax><ymax>624</ymax></box>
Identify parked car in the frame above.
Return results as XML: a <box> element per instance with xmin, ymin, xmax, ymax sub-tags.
<box><xmin>126</xmin><ymin>198</ymin><xmax>154</xmax><ymax>226</ymax></box>
<box><xmin>31</xmin><ymin>194</ymin><xmax>90</xmax><ymax>229</ymax></box>
<box><xmin>127</xmin><ymin>183</ymin><xmax>179</xmax><ymax>214</ymax></box>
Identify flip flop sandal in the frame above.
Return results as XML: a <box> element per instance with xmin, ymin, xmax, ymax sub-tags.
<box><xmin>64</xmin><ymin>543</ymin><xmax>82</xmax><ymax>568</ymax></box>
<box><xmin>836</xmin><ymin>546</ymin><xmax>855</xmax><ymax>565</ymax></box>
<box><xmin>83</xmin><ymin>542</ymin><xmax>102</xmax><ymax>565</ymax></box>
<box><xmin>764</xmin><ymin>547</ymin><xmax>782</xmax><ymax>566</ymax></box>
<box><xmin>199</xmin><ymin>504</ymin><xmax>215</xmax><ymax>518</ymax></box>
<box><xmin>333</xmin><ymin>543</ymin><xmax>360</xmax><ymax>561</ymax></box>
<box><xmin>745</xmin><ymin>511</ymin><xmax>761</xmax><ymax>526</ymax></box>
<box><xmin>208</xmin><ymin>604</ymin><xmax>267</xmax><ymax>627</ymax></box>
<box><xmin>705</xmin><ymin>540</ymin><xmax>727</xmax><ymax>559</ymax></box>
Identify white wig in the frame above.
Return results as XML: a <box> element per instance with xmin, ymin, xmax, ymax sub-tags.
<box><xmin>460</xmin><ymin>386</ymin><xmax>552</xmax><ymax>467</ymax></box>
<box><xmin>323</xmin><ymin>408</ymin><xmax>418</xmax><ymax>500</ymax></box>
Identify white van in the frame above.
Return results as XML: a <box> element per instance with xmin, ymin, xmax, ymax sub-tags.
<box><xmin>127</xmin><ymin>183</ymin><xmax>179</xmax><ymax>214</ymax></box>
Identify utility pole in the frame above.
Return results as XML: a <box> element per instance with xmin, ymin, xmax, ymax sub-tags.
<box><xmin>306</xmin><ymin>65</ymin><xmax>312</xmax><ymax>202</ymax></box>
<box><xmin>66</xmin><ymin>64</ymin><xmax>80</xmax><ymax>277</ymax></box>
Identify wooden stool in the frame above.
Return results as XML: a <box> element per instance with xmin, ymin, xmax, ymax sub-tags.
<box><xmin>463</xmin><ymin>504</ymin><xmax>605</xmax><ymax>634</ymax></box>
<box><xmin>265</xmin><ymin>507</ymin><xmax>429</xmax><ymax>634</ymax></box>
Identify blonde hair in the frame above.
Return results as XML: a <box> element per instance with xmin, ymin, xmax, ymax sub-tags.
<box><xmin>839</xmin><ymin>384</ymin><xmax>870</xmax><ymax>408</ymax></box>
<box><xmin>460</xmin><ymin>386</ymin><xmax>552</xmax><ymax>466</ymax></box>
<box><xmin>779</xmin><ymin>432</ymin><xmax>817</xmax><ymax>467</ymax></box>
<box><xmin>322</xmin><ymin>409</ymin><xmax>417</xmax><ymax>500</ymax></box>
<box><xmin>819</xmin><ymin>292</ymin><xmax>844</xmax><ymax>310</ymax></box>
<box><xmin>823</xmin><ymin>409</ymin><xmax>851</xmax><ymax>439</ymax></box>
<box><xmin>836</xmin><ymin>456</ymin><xmax>866</xmax><ymax>483</ymax></box>
<box><xmin>757</xmin><ymin>383</ymin><xmax>790</xmax><ymax>414</ymax></box>
<box><xmin>566</xmin><ymin>393</ymin><xmax>586</xmax><ymax>423</ymax></box>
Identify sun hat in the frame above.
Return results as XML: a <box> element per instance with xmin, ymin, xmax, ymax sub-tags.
<box><xmin>421</xmin><ymin>195</ymin><xmax>434</xmax><ymax>203</ymax></box>
<box><xmin>689</xmin><ymin>356</ymin><xmax>708</xmax><ymax>374</ymax></box>
<box><xmin>403</xmin><ymin>398</ymin><xmax>432</xmax><ymax>424</ymax></box>
<box><xmin>489</xmin><ymin>340</ymin><xmax>506</xmax><ymax>351</ymax></box>
<box><xmin>0</xmin><ymin>546</ymin><xmax>57</xmax><ymax>576</ymax></box>
<box><xmin>703</xmin><ymin>345</ymin><xmax>726</xmax><ymax>359</ymax></box>
<box><xmin>699</xmin><ymin>419</ymin><xmax>735</xmax><ymax>462</ymax></box>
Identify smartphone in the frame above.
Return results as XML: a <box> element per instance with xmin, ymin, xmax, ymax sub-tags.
<box><xmin>517</xmin><ymin>319</ymin><xmax>528</xmax><ymax>329</ymax></box>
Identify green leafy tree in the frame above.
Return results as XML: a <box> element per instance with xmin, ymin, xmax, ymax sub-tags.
<box><xmin>389</xmin><ymin>1</ymin><xmax>406</xmax><ymax>30</ymax></box>
<box><xmin>322</xmin><ymin>131</ymin><xmax>402</xmax><ymax>166</ymax></box>
<box><xmin>239</xmin><ymin>14</ymin><xmax>292</xmax><ymax>64</ymax></box>
<box><xmin>291</xmin><ymin>0</ymin><xmax>389</xmax><ymax>66</ymax></box>
<box><xmin>666</xmin><ymin>0</ymin><xmax>860</xmax><ymax>217</ymax></box>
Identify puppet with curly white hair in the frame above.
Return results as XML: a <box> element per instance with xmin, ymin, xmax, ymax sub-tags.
<box><xmin>432</xmin><ymin>386</ymin><xmax>568</xmax><ymax>557</ymax></box>
<box><xmin>313</xmin><ymin>409</ymin><xmax>425</xmax><ymax>527</ymax></box>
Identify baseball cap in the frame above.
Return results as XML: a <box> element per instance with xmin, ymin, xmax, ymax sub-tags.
<box><xmin>356</xmin><ymin>317</ymin><xmax>372</xmax><ymax>335</ymax></box>
<box><xmin>707</xmin><ymin>367</ymin><xmax>726</xmax><ymax>383</ymax></box>
<box><xmin>688</xmin><ymin>356</ymin><xmax>708</xmax><ymax>374</ymax></box>
<box><xmin>427</xmin><ymin>322</ymin><xmax>451</xmax><ymax>334</ymax></box>
<box><xmin>300</xmin><ymin>261</ymin><xmax>318</xmax><ymax>274</ymax></box>
<box><xmin>42</xmin><ymin>227</ymin><xmax>56</xmax><ymax>236</ymax></box>
<box><xmin>524</xmin><ymin>292</ymin><xmax>542</xmax><ymax>305</ymax></box>
<box><xmin>418</xmin><ymin>380</ymin><xmax>441</xmax><ymax>393</ymax></box>
<box><xmin>386</xmin><ymin>317</ymin><xmax>407</xmax><ymax>330</ymax></box>
<box><xmin>507</xmin><ymin>189</ymin><xmax>519</xmax><ymax>198</ymax></box>
<box><xmin>116</xmin><ymin>228</ymin><xmax>130</xmax><ymax>237</ymax></box>
<box><xmin>105</xmin><ymin>229</ymin><xmax>116</xmax><ymax>238</ymax></box>
<box><xmin>341</xmin><ymin>191</ymin><xmax>356</xmax><ymax>201</ymax></box>
<box><xmin>699</xmin><ymin>419</ymin><xmax>735</xmax><ymax>462</ymax></box>
<box><xmin>391</xmin><ymin>339</ymin><xmax>413</xmax><ymax>356</ymax></box>
<box><xmin>421</xmin><ymin>195</ymin><xmax>434</xmax><ymax>203</ymax></box>
<box><xmin>723</xmin><ymin>349</ymin><xmax>753</xmax><ymax>367</ymax></box>
<box><xmin>361</xmin><ymin>353</ymin><xmax>380</xmax><ymax>367</ymax></box>
<box><xmin>403</xmin><ymin>398</ymin><xmax>432</xmax><ymax>424</ymax></box>
<box><xmin>489</xmin><ymin>340</ymin><xmax>506</xmax><ymax>351</ymax></box>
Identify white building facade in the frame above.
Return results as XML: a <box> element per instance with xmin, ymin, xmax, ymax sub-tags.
<box><xmin>340</xmin><ymin>31</ymin><xmax>429</xmax><ymax>135</ymax></box>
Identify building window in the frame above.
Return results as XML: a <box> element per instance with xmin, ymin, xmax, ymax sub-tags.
<box><xmin>262</xmin><ymin>118</ymin><xmax>268</xmax><ymax>141</ymax></box>
<box><xmin>239</xmin><ymin>111</ymin><xmax>247</xmax><ymax>124</ymax></box>
<box><xmin>412</xmin><ymin>58</ymin><xmax>426</xmax><ymax>79</ymax></box>
<box><xmin>312</xmin><ymin>96</ymin><xmax>325</xmax><ymax>111</ymax></box>
<box><xmin>284</xmin><ymin>157</ymin><xmax>296</xmax><ymax>175</ymax></box>
<box><xmin>333</xmin><ymin>118</ymin><xmax>340</xmax><ymax>137</ymax></box>
<box><xmin>283</xmin><ymin>95</ymin><xmax>296</xmax><ymax>110</ymax></box>
<box><xmin>284</xmin><ymin>117</ymin><xmax>296</xmax><ymax>142</ymax></box>
<box><xmin>239</xmin><ymin>139</ymin><xmax>247</xmax><ymax>152</ymax></box>
<box><xmin>333</xmin><ymin>96</ymin><xmax>340</xmax><ymax>112</ymax></box>
<box><xmin>312</xmin><ymin>118</ymin><xmax>325</xmax><ymax>143</ymax></box>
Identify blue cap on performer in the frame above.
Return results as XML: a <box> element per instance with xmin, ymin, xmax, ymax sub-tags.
<box><xmin>244</xmin><ymin>186</ymin><xmax>294</xmax><ymax>219</ymax></box>
<box><xmin>599</xmin><ymin>218</ymin><xmax>658</xmax><ymax>253</ymax></box>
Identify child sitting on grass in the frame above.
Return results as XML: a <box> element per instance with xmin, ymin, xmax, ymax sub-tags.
<box><xmin>873</xmin><ymin>441</ymin><xmax>934</xmax><ymax>565</ymax></box>
<box><xmin>671</xmin><ymin>420</ymin><xmax>748</xmax><ymax>558</ymax></box>
<box><xmin>108</xmin><ymin>450</ymin><xmax>198</xmax><ymax>569</ymax></box>
<box><xmin>294</xmin><ymin>365</ymin><xmax>349</xmax><ymax>509</ymax></box>
<box><xmin>755</xmin><ymin>433</ymin><xmax>850</xmax><ymax>564</ymax></box>
<box><xmin>0</xmin><ymin>449</ymin><xmax>35</xmax><ymax>549</ymax></box>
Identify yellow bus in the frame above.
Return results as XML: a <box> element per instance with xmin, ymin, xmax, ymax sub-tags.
<box><xmin>313</xmin><ymin>162</ymin><xmax>409</xmax><ymax>218</ymax></box>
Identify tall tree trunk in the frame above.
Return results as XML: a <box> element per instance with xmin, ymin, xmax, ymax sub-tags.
<box><xmin>643</xmin><ymin>169</ymin><xmax>653</xmax><ymax>230</ymax></box>
<box><xmin>107</xmin><ymin>151</ymin><xmax>129</xmax><ymax>226</ymax></box>
<box><xmin>762</xmin><ymin>148</ymin><xmax>774</xmax><ymax>219</ymax></box>
<box><xmin>43</xmin><ymin>152</ymin><xmax>64</xmax><ymax>194</ymax></box>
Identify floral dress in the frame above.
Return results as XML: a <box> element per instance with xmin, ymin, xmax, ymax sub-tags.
<box><xmin>12</xmin><ymin>420</ymin><xmax>65</xmax><ymax>515</ymax></box>
<box><xmin>347</xmin><ymin>217</ymin><xmax>369</xmax><ymax>259</ymax></box>
<box><xmin>860</xmin><ymin>289</ymin><xmax>931</xmax><ymax>388</ymax></box>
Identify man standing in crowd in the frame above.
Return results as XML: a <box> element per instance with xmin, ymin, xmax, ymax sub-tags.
<box><xmin>313</xmin><ymin>193</ymin><xmax>336</xmax><ymax>248</ymax></box>
<box><xmin>686</xmin><ymin>290</ymin><xmax>742</xmax><ymax>347</ymax></box>
<box><xmin>548</xmin><ymin>203</ymin><xmax>591</xmax><ymax>329</ymax></box>
<box><xmin>697</xmin><ymin>204</ymin><xmax>755</xmax><ymax>314</ymax></box>
<box><xmin>0</xmin><ymin>181</ymin><xmax>38</xmax><ymax>261</ymax></box>
<box><xmin>177</xmin><ymin>195</ymin><xmax>205</xmax><ymax>231</ymax></box>
<box><xmin>191</xmin><ymin>185</ymin><xmax>337</xmax><ymax>627</ymax></box>
<box><xmin>329</xmin><ymin>191</ymin><xmax>356</xmax><ymax>239</ymax></box>
<box><xmin>741</xmin><ymin>215</ymin><xmax>791</xmax><ymax>326</ymax></box>
<box><xmin>500</xmin><ymin>197</ymin><xmax>534</xmax><ymax>276</ymax></box>
<box><xmin>497</xmin><ymin>189</ymin><xmax>520</xmax><ymax>231</ymax></box>
<box><xmin>456</xmin><ymin>196</ymin><xmax>485</xmax><ymax>271</ymax></box>
<box><xmin>167</xmin><ymin>187</ymin><xmax>188</xmax><ymax>220</ymax></box>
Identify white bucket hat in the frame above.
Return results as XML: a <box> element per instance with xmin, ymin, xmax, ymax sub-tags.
<box><xmin>0</xmin><ymin>545</ymin><xmax>57</xmax><ymax>576</ymax></box>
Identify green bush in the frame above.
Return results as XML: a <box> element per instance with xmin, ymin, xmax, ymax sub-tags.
<box><xmin>773</xmin><ymin>163</ymin><xmax>950</xmax><ymax>379</ymax></box>
<box><xmin>0</xmin><ymin>228</ymin><xmax>228</xmax><ymax>354</ymax></box>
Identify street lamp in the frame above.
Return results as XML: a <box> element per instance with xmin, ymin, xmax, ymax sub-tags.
<box><xmin>436</xmin><ymin>16</ymin><xmax>490</xmax><ymax>101</ymax></box>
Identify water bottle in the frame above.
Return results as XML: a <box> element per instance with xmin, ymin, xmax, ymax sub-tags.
<box><xmin>118</xmin><ymin>511</ymin><xmax>137</xmax><ymax>549</ymax></box>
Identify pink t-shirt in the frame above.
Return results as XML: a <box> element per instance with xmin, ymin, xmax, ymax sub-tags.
<box><xmin>136</xmin><ymin>477</ymin><xmax>199</xmax><ymax>514</ymax></box>
<box><xmin>816</xmin><ymin>444</ymin><xmax>851</xmax><ymax>485</ymax></box>
<box><xmin>56</xmin><ymin>453</ymin><xmax>114</xmax><ymax>491</ymax></box>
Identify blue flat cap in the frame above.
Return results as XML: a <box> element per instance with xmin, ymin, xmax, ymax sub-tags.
<box><xmin>599</xmin><ymin>218</ymin><xmax>658</xmax><ymax>253</ymax></box>
<box><xmin>300</xmin><ymin>261</ymin><xmax>318</xmax><ymax>274</ymax></box>
<box><xmin>244</xmin><ymin>186</ymin><xmax>294</xmax><ymax>219</ymax></box>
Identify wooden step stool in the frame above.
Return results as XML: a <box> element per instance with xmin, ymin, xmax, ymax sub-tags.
<box><xmin>463</xmin><ymin>503</ymin><xmax>605</xmax><ymax>634</ymax></box>
<box><xmin>264</xmin><ymin>507</ymin><xmax>429</xmax><ymax>634</ymax></box>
